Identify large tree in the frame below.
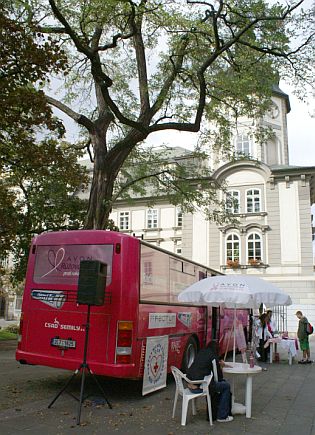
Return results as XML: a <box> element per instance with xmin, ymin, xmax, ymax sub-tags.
<box><xmin>0</xmin><ymin>6</ymin><xmax>67</xmax><ymax>145</ymax></box>
<box><xmin>9</xmin><ymin>0</ymin><xmax>315</xmax><ymax>229</ymax></box>
<box><xmin>1</xmin><ymin>139</ymin><xmax>89</xmax><ymax>282</ymax></box>
<box><xmin>0</xmin><ymin>7</ymin><xmax>89</xmax><ymax>280</ymax></box>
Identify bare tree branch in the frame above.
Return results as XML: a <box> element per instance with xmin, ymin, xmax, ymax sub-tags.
<box><xmin>98</xmin><ymin>31</ymin><xmax>135</xmax><ymax>50</ymax></box>
<box><xmin>46</xmin><ymin>95</ymin><xmax>94</xmax><ymax>131</ymax></box>
<box><xmin>49</xmin><ymin>0</ymin><xmax>92</xmax><ymax>58</ymax></box>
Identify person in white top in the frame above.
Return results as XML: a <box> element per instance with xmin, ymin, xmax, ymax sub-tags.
<box><xmin>266</xmin><ymin>310</ymin><xmax>276</xmax><ymax>336</ymax></box>
<box><xmin>255</xmin><ymin>313</ymin><xmax>272</xmax><ymax>362</ymax></box>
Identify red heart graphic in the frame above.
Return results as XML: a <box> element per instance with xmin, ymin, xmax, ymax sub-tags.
<box><xmin>150</xmin><ymin>355</ymin><xmax>163</xmax><ymax>378</ymax></box>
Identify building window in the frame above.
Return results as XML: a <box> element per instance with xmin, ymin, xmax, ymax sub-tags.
<box><xmin>119</xmin><ymin>211</ymin><xmax>130</xmax><ymax>230</ymax></box>
<box><xmin>175</xmin><ymin>240</ymin><xmax>182</xmax><ymax>255</ymax></box>
<box><xmin>247</xmin><ymin>233</ymin><xmax>262</xmax><ymax>261</ymax></box>
<box><xmin>236</xmin><ymin>134</ymin><xmax>251</xmax><ymax>155</ymax></box>
<box><xmin>147</xmin><ymin>209</ymin><xmax>158</xmax><ymax>229</ymax></box>
<box><xmin>226</xmin><ymin>190</ymin><xmax>240</xmax><ymax>214</ymax></box>
<box><xmin>143</xmin><ymin>261</ymin><xmax>153</xmax><ymax>284</ymax></box>
<box><xmin>226</xmin><ymin>233</ymin><xmax>240</xmax><ymax>262</ymax></box>
<box><xmin>246</xmin><ymin>189</ymin><xmax>261</xmax><ymax>213</ymax></box>
<box><xmin>176</xmin><ymin>207</ymin><xmax>183</xmax><ymax>227</ymax></box>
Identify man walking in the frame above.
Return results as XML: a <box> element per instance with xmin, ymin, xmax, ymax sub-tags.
<box><xmin>296</xmin><ymin>310</ymin><xmax>312</xmax><ymax>364</ymax></box>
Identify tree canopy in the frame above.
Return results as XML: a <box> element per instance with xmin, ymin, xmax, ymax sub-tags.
<box><xmin>4</xmin><ymin>0</ymin><xmax>315</xmax><ymax>230</ymax></box>
<box><xmin>0</xmin><ymin>6</ymin><xmax>89</xmax><ymax>281</ymax></box>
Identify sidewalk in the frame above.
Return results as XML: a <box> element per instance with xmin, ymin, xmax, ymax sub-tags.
<box><xmin>0</xmin><ymin>319</ymin><xmax>19</xmax><ymax>328</ymax></box>
<box><xmin>0</xmin><ymin>338</ymin><xmax>315</xmax><ymax>434</ymax></box>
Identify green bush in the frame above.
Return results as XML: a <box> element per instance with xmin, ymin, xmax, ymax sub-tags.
<box><xmin>0</xmin><ymin>329</ymin><xmax>17</xmax><ymax>340</ymax></box>
<box><xmin>4</xmin><ymin>324</ymin><xmax>19</xmax><ymax>334</ymax></box>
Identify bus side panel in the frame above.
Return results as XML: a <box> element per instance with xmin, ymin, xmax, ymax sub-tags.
<box><xmin>137</xmin><ymin>304</ymin><xmax>207</xmax><ymax>375</ymax></box>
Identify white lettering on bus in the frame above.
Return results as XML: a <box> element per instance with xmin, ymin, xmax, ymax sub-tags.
<box><xmin>44</xmin><ymin>318</ymin><xmax>84</xmax><ymax>331</ymax></box>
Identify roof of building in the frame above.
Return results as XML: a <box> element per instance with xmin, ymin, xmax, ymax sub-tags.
<box><xmin>270</xmin><ymin>164</ymin><xmax>315</xmax><ymax>174</ymax></box>
<box><xmin>272</xmin><ymin>83</ymin><xmax>291</xmax><ymax>113</ymax></box>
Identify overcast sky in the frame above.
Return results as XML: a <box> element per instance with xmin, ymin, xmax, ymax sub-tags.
<box><xmin>281</xmin><ymin>83</ymin><xmax>314</xmax><ymax>167</ymax></box>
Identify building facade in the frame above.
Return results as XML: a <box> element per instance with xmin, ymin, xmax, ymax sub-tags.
<box><xmin>88</xmin><ymin>86</ymin><xmax>315</xmax><ymax>332</ymax></box>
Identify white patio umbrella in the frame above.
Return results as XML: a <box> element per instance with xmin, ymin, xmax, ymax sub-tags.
<box><xmin>178</xmin><ymin>275</ymin><xmax>292</xmax><ymax>361</ymax></box>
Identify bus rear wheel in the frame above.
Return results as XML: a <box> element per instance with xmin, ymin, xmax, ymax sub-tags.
<box><xmin>181</xmin><ymin>336</ymin><xmax>198</xmax><ymax>373</ymax></box>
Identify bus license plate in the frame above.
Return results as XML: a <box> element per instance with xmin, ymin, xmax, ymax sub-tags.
<box><xmin>51</xmin><ymin>338</ymin><xmax>76</xmax><ymax>349</ymax></box>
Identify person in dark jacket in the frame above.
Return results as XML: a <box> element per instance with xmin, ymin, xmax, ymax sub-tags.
<box><xmin>186</xmin><ymin>343</ymin><xmax>233</xmax><ymax>423</ymax></box>
<box><xmin>296</xmin><ymin>310</ymin><xmax>311</xmax><ymax>364</ymax></box>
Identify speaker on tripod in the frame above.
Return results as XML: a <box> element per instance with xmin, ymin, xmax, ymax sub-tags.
<box><xmin>48</xmin><ymin>260</ymin><xmax>112</xmax><ymax>425</ymax></box>
<box><xmin>77</xmin><ymin>260</ymin><xmax>107</xmax><ymax>306</ymax></box>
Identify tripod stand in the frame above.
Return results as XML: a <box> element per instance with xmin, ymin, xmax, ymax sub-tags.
<box><xmin>48</xmin><ymin>304</ymin><xmax>112</xmax><ymax>425</ymax></box>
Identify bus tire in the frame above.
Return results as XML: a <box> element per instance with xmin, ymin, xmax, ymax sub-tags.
<box><xmin>181</xmin><ymin>336</ymin><xmax>198</xmax><ymax>373</ymax></box>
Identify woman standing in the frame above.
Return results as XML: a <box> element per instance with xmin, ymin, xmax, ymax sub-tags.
<box><xmin>256</xmin><ymin>313</ymin><xmax>272</xmax><ymax>362</ymax></box>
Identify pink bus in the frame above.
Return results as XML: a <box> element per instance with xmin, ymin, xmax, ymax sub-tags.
<box><xmin>16</xmin><ymin>230</ymin><xmax>248</xmax><ymax>379</ymax></box>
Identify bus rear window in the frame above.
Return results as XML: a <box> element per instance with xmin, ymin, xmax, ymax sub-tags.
<box><xmin>33</xmin><ymin>244</ymin><xmax>113</xmax><ymax>285</ymax></box>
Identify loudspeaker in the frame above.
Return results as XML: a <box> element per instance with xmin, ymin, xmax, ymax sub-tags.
<box><xmin>77</xmin><ymin>260</ymin><xmax>107</xmax><ymax>306</ymax></box>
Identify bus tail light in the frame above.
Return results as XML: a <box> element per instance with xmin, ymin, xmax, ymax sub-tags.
<box><xmin>17</xmin><ymin>312</ymin><xmax>24</xmax><ymax>348</ymax></box>
<box><xmin>116</xmin><ymin>321</ymin><xmax>133</xmax><ymax>364</ymax></box>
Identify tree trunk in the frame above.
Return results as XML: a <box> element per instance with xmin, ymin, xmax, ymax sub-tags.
<box><xmin>83</xmin><ymin>118</ymin><xmax>146</xmax><ymax>229</ymax></box>
<box><xmin>84</xmin><ymin>169</ymin><xmax>115</xmax><ymax>229</ymax></box>
<box><xmin>84</xmin><ymin>129</ymin><xmax>117</xmax><ymax>229</ymax></box>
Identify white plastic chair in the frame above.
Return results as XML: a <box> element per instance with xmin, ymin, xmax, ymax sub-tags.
<box><xmin>171</xmin><ymin>366</ymin><xmax>213</xmax><ymax>426</ymax></box>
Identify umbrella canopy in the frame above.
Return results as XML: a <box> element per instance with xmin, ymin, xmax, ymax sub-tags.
<box><xmin>178</xmin><ymin>275</ymin><xmax>292</xmax><ymax>309</ymax></box>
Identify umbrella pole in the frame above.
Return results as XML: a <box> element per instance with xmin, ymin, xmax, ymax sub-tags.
<box><xmin>224</xmin><ymin>327</ymin><xmax>232</xmax><ymax>361</ymax></box>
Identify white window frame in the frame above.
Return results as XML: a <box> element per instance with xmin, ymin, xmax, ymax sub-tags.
<box><xmin>246</xmin><ymin>188</ymin><xmax>261</xmax><ymax>213</ymax></box>
<box><xmin>143</xmin><ymin>261</ymin><xmax>153</xmax><ymax>284</ymax></box>
<box><xmin>247</xmin><ymin>232</ymin><xmax>262</xmax><ymax>261</ymax></box>
<box><xmin>236</xmin><ymin>134</ymin><xmax>251</xmax><ymax>155</ymax></box>
<box><xmin>176</xmin><ymin>207</ymin><xmax>183</xmax><ymax>227</ymax></box>
<box><xmin>175</xmin><ymin>240</ymin><xmax>182</xmax><ymax>255</ymax></box>
<box><xmin>146</xmin><ymin>208</ymin><xmax>158</xmax><ymax>229</ymax></box>
<box><xmin>119</xmin><ymin>211</ymin><xmax>130</xmax><ymax>230</ymax></box>
<box><xmin>226</xmin><ymin>233</ymin><xmax>240</xmax><ymax>262</ymax></box>
<box><xmin>226</xmin><ymin>190</ymin><xmax>240</xmax><ymax>214</ymax></box>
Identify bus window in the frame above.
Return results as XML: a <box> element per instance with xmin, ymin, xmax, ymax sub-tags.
<box><xmin>170</xmin><ymin>257</ymin><xmax>182</xmax><ymax>272</ymax></box>
<box><xmin>140</xmin><ymin>244</ymin><xmax>170</xmax><ymax>302</ymax></box>
<box><xmin>33</xmin><ymin>244</ymin><xmax>114</xmax><ymax>285</ymax></box>
<box><xmin>183</xmin><ymin>262</ymin><xmax>195</xmax><ymax>276</ymax></box>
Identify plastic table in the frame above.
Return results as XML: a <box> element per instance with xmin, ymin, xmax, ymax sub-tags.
<box><xmin>223</xmin><ymin>362</ymin><xmax>262</xmax><ymax>418</ymax></box>
<box><xmin>265</xmin><ymin>338</ymin><xmax>297</xmax><ymax>364</ymax></box>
